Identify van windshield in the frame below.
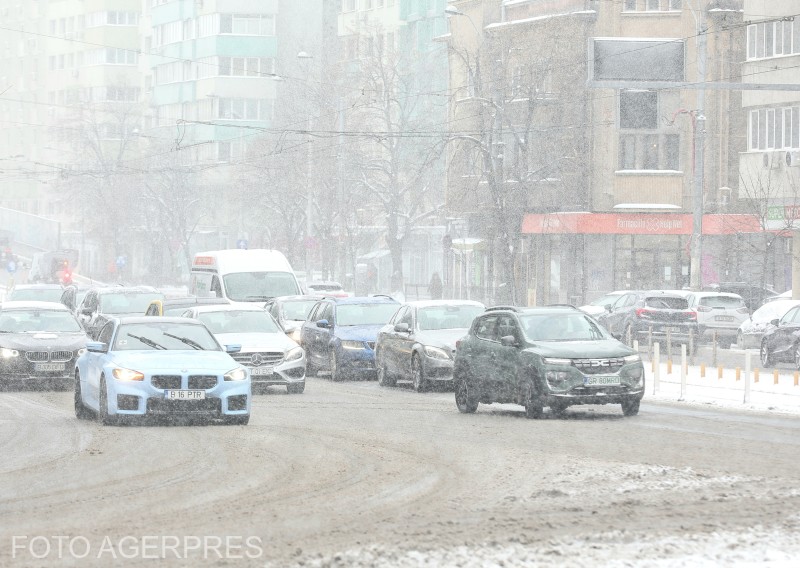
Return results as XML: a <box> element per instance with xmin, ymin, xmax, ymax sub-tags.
<box><xmin>223</xmin><ymin>272</ymin><xmax>299</xmax><ymax>302</ymax></box>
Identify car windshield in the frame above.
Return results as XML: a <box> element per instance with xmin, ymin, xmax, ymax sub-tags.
<box><xmin>336</xmin><ymin>303</ymin><xmax>398</xmax><ymax>326</ymax></box>
<box><xmin>699</xmin><ymin>295</ymin><xmax>745</xmax><ymax>309</ymax></box>
<box><xmin>100</xmin><ymin>292</ymin><xmax>164</xmax><ymax>314</ymax></box>
<box><xmin>308</xmin><ymin>283</ymin><xmax>343</xmax><ymax>292</ymax></box>
<box><xmin>519</xmin><ymin>313</ymin><xmax>608</xmax><ymax>342</ymax></box>
<box><xmin>223</xmin><ymin>272</ymin><xmax>299</xmax><ymax>301</ymax></box>
<box><xmin>113</xmin><ymin>322</ymin><xmax>220</xmax><ymax>351</ymax></box>
<box><xmin>418</xmin><ymin>305</ymin><xmax>484</xmax><ymax>330</ymax></box>
<box><xmin>198</xmin><ymin>310</ymin><xmax>281</xmax><ymax>334</ymax></box>
<box><xmin>0</xmin><ymin>309</ymin><xmax>82</xmax><ymax>333</ymax></box>
<box><xmin>589</xmin><ymin>293</ymin><xmax>622</xmax><ymax>307</ymax></box>
<box><xmin>752</xmin><ymin>301</ymin><xmax>799</xmax><ymax>322</ymax></box>
<box><xmin>8</xmin><ymin>288</ymin><xmax>63</xmax><ymax>302</ymax></box>
<box><xmin>644</xmin><ymin>296</ymin><xmax>688</xmax><ymax>309</ymax></box>
<box><xmin>282</xmin><ymin>300</ymin><xmax>318</xmax><ymax>321</ymax></box>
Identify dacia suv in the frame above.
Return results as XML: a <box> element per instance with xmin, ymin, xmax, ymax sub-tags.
<box><xmin>452</xmin><ymin>305</ymin><xmax>645</xmax><ymax>418</ymax></box>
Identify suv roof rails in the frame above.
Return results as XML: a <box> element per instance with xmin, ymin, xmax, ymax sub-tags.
<box><xmin>485</xmin><ymin>305</ymin><xmax>520</xmax><ymax>312</ymax></box>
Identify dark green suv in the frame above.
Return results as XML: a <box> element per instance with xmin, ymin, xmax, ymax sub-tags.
<box><xmin>453</xmin><ymin>306</ymin><xmax>645</xmax><ymax>418</ymax></box>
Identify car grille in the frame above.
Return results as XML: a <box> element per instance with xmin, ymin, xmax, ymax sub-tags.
<box><xmin>188</xmin><ymin>375</ymin><xmax>218</xmax><ymax>390</ymax></box>
<box><xmin>231</xmin><ymin>351</ymin><xmax>284</xmax><ymax>367</ymax></box>
<box><xmin>24</xmin><ymin>350</ymin><xmax>75</xmax><ymax>363</ymax></box>
<box><xmin>572</xmin><ymin>358</ymin><xmax>625</xmax><ymax>375</ymax></box>
<box><xmin>151</xmin><ymin>375</ymin><xmax>182</xmax><ymax>390</ymax></box>
<box><xmin>147</xmin><ymin>398</ymin><xmax>221</xmax><ymax>414</ymax></box>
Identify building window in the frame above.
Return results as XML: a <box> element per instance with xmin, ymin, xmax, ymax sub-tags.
<box><xmin>618</xmin><ymin>133</ymin><xmax>681</xmax><ymax>171</ymax></box>
<box><xmin>218</xmin><ymin>98</ymin><xmax>273</xmax><ymax>121</ymax></box>
<box><xmin>220</xmin><ymin>14</ymin><xmax>275</xmax><ymax>36</ymax></box>
<box><xmin>218</xmin><ymin>56</ymin><xmax>275</xmax><ymax>77</ymax></box>
<box><xmin>623</xmin><ymin>0</ymin><xmax>637</xmax><ymax>10</ymax></box>
<box><xmin>623</xmin><ymin>0</ymin><xmax>682</xmax><ymax>12</ymax></box>
<box><xmin>747</xmin><ymin>20</ymin><xmax>800</xmax><ymax>60</ymax></box>
<box><xmin>749</xmin><ymin>107</ymin><xmax>800</xmax><ymax>150</ymax></box>
<box><xmin>620</xmin><ymin>91</ymin><xmax>658</xmax><ymax>130</ymax></box>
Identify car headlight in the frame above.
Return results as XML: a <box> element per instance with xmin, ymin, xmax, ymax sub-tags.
<box><xmin>285</xmin><ymin>346</ymin><xmax>304</xmax><ymax>362</ymax></box>
<box><xmin>341</xmin><ymin>340</ymin><xmax>365</xmax><ymax>350</ymax></box>
<box><xmin>0</xmin><ymin>347</ymin><xmax>19</xmax><ymax>358</ymax></box>
<box><xmin>224</xmin><ymin>367</ymin><xmax>248</xmax><ymax>381</ymax></box>
<box><xmin>423</xmin><ymin>345</ymin><xmax>450</xmax><ymax>360</ymax></box>
<box><xmin>624</xmin><ymin>354</ymin><xmax>641</xmax><ymax>364</ymax></box>
<box><xmin>112</xmin><ymin>367</ymin><xmax>144</xmax><ymax>381</ymax></box>
<box><xmin>76</xmin><ymin>348</ymin><xmax>87</xmax><ymax>356</ymax></box>
<box><xmin>543</xmin><ymin>357</ymin><xmax>571</xmax><ymax>366</ymax></box>
<box><xmin>545</xmin><ymin>370</ymin><xmax>571</xmax><ymax>385</ymax></box>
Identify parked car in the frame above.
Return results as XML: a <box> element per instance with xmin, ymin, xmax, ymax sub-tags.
<box><xmin>597</xmin><ymin>290</ymin><xmax>697</xmax><ymax>352</ymax></box>
<box><xmin>144</xmin><ymin>296</ymin><xmax>229</xmax><ymax>317</ymax></box>
<box><xmin>593</xmin><ymin>291</ymin><xmax>646</xmax><ymax>339</ymax></box>
<box><xmin>710</xmin><ymin>282</ymin><xmax>777</xmax><ymax>313</ymax></box>
<box><xmin>74</xmin><ymin>316</ymin><xmax>250</xmax><ymax>425</ymax></box>
<box><xmin>0</xmin><ymin>301</ymin><xmax>88</xmax><ymax>389</ymax></box>
<box><xmin>375</xmin><ymin>300</ymin><xmax>485</xmax><ymax>391</ymax></box>
<box><xmin>452</xmin><ymin>305</ymin><xmax>645</xmax><ymax>418</ymax></box>
<box><xmin>578</xmin><ymin>291</ymin><xmax>628</xmax><ymax>317</ymax></box>
<box><xmin>181</xmin><ymin>305</ymin><xmax>306</xmax><ymax>394</ymax></box>
<box><xmin>300</xmin><ymin>296</ymin><xmax>400</xmax><ymax>381</ymax></box>
<box><xmin>264</xmin><ymin>295</ymin><xmax>323</xmax><ymax>343</ymax></box>
<box><xmin>738</xmin><ymin>300</ymin><xmax>800</xmax><ymax>349</ymax></box>
<box><xmin>684</xmin><ymin>291</ymin><xmax>749</xmax><ymax>348</ymax></box>
<box><xmin>759</xmin><ymin>304</ymin><xmax>800</xmax><ymax>368</ymax></box>
<box><xmin>77</xmin><ymin>286</ymin><xmax>165</xmax><ymax>340</ymax></box>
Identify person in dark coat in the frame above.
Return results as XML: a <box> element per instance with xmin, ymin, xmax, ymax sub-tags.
<box><xmin>428</xmin><ymin>272</ymin><xmax>443</xmax><ymax>300</ymax></box>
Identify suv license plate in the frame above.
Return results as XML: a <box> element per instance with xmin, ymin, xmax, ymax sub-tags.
<box><xmin>164</xmin><ymin>390</ymin><xmax>206</xmax><ymax>400</ymax></box>
<box><xmin>35</xmin><ymin>363</ymin><xmax>65</xmax><ymax>372</ymax></box>
<box><xmin>584</xmin><ymin>376</ymin><xmax>621</xmax><ymax>386</ymax></box>
<box><xmin>715</xmin><ymin>315</ymin><xmax>734</xmax><ymax>322</ymax></box>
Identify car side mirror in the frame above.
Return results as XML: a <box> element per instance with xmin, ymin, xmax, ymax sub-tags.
<box><xmin>394</xmin><ymin>322</ymin><xmax>410</xmax><ymax>333</ymax></box>
<box><xmin>771</xmin><ymin>318</ymin><xmax>780</xmax><ymax>326</ymax></box>
<box><xmin>86</xmin><ymin>341</ymin><xmax>107</xmax><ymax>353</ymax></box>
<box><xmin>604</xmin><ymin>304</ymin><xmax>612</xmax><ymax>312</ymax></box>
<box><xmin>224</xmin><ymin>344</ymin><xmax>241</xmax><ymax>354</ymax></box>
<box><xmin>500</xmin><ymin>335</ymin><xmax>518</xmax><ymax>347</ymax></box>
<box><xmin>316</xmin><ymin>319</ymin><xmax>330</xmax><ymax>328</ymax></box>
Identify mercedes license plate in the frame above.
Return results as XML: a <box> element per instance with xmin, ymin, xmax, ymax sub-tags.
<box><xmin>164</xmin><ymin>390</ymin><xmax>206</xmax><ymax>400</ymax></box>
<box><xmin>584</xmin><ymin>375</ymin><xmax>620</xmax><ymax>386</ymax></box>
<box><xmin>34</xmin><ymin>363</ymin><xmax>65</xmax><ymax>372</ymax></box>
<box><xmin>250</xmin><ymin>367</ymin><xmax>274</xmax><ymax>376</ymax></box>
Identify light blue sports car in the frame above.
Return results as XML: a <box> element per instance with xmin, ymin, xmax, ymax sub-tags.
<box><xmin>74</xmin><ymin>317</ymin><xmax>251</xmax><ymax>425</ymax></box>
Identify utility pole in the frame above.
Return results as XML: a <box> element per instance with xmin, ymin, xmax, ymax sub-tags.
<box><xmin>689</xmin><ymin>4</ymin><xmax>707</xmax><ymax>291</ymax></box>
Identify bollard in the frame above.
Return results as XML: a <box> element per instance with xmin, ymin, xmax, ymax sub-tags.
<box><xmin>795</xmin><ymin>371</ymin><xmax>799</xmax><ymax>387</ymax></box>
<box><xmin>774</xmin><ymin>369</ymin><xmax>780</xmax><ymax>385</ymax></box>
<box><xmin>700</xmin><ymin>363</ymin><xmax>706</xmax><ymax>378</ymax></box>
<box><xmin>718</xmin><ymin>365</ymin><xmax>723</xmax><ymax>379</ymax></box>
<box><xmin>754</xmin><ymin>368</ymin><xmax>759</xmax><ymax>383</ymax></box>
<box><xmin>735</xmin><ymin>367</ymin><xmax>741</xmax><ymax>381</ymax></box>
<box><xmin>653</xmin><ymin>341</ymin><xmax>660</xmax><ymax>394</ymax></box>
<box><xmin>711</xmin><ymin>331</ymin><xmax>718</xmax><ymax>368</ymax></box>
<box><xmin>689</xmin><ymin>330</ymin><xmax>695</xmax><ymax>366</ymax></box>
<box><xmin>633</xmin><ymin>339</ymin><xmax>639</xmax><ymax>352</ymax></box>
<box><xmin>648</xmin><ymin>327</ymin><xmax>653</xmax><ymax>356</ymax></box>
<box><xmin>667</xmin><ymin>359</ymin><xmax>673</xmax><ymax>375</ymax></box>
<box><xmin>679</xmin><ymin>344</ymin><xmax>687</xmax><ymax>401</ymax></box>
<box><xmin>744</xmin><ymin>351</ymin><xmax>752</xmax><ymax>404</ymax></box>
<box><xmin>666</xmin><ymin>329</ymin><xmax>672</xmax><ymax>361</ymax></box>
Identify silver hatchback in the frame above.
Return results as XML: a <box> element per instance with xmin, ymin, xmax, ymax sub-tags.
<box><xmin>685</xmin><ymin>292</ymin><xmax>749</xmax><ymax>348</ymax></box>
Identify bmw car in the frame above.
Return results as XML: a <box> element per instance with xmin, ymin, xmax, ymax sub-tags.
<box><xmin>0</xmin><ymin>301</ymin><xmax>88</xmax><ymax>390</ymax></box>
<box><xmin>74</xmin><ymin>317</ymin><xmax>250</xmax><ymax>425</ymax></box>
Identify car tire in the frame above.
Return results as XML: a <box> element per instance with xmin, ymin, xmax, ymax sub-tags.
<box><xmin>621</xmin><ymin>399</ymin><xmax>640</xmax><ymax>416</ymax></box>
<box><xmin>376</xmin><ymin>354</ymin><xmax>396</xmax><ymax>387</ymax></box>
<box><xmin>74</xmin><ymin>370</ymin><xmax>93</xmax><ymax>420</ymax></box>
<box><xmin>411</xmin><ymin>354</ymin><xmax>428</xmax><ymax>393</ymax></box>
<box><xmin>454</xmin><ymin>379</ymin><xmax>478</xmax><ymax>413</ymax></box>
<box><xmin>330</xmin><ymin>351</ymin><xmax>344</xmax><ymax>382</ymax></box>
<box><xmin>795</xmin><ymin>344</ymin><xmax>800</xmax><ymax>371</ymax></box>
<box><xmin>98</xmin><ymin>376</ymin><xmax>116</xmax><ymax>426</ymax></box>
<box><xmin>287</xmin><ymin>382</ymin><xmax>305</xmax><ymax>394</ymax></box>
<box><xmin>736</xmin><ymin>332</ymin><xmax>744</xmax><ymax>350</ymax></box>
<box><xmin>549</xmin><ymin>401</ymin><xmax>567</xmax><ymax>417</ymax></box>
<box><xmin>224</xmin><ymin>415</ymin><xmax>250</xmax><ymax>425</ymax></box>
<box><xmin>761</xmin><ymin>341</ymin><xmax>772</xmax><ymax>367</ymax></box>
<box><xmin>524</xmin><ymin>388</ymin><xmax>544</xmax><ymax>420</ymax></box>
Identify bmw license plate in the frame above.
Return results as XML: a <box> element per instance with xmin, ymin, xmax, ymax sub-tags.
<box><xmin>250</xmin><ymin>367</ymin><xmax>274</xmax><ymax>376</ymax></box>
<box><xmin>34</xmin><ymin>363</ymin><xmax>65</xmax><ymax>372</ymax></box>
<box><xmin>164</xmin><ymin>390</ymin><xmax>206</xmax><ymax>400</ymax></box>
<box><xmin>584</xmin><ymin>375</ymin><xmax>620</xmax><ymax>386</ymax></box>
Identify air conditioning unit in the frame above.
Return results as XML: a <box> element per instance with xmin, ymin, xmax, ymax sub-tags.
<box><xmin>763</xmin><ymin>152</ymin><xmax>781</xmax><ymax>169</ymax></box>
<box><xmin>786</xmin><ymin>150</ymin><xmax>800</xmax><ymax>167</ymax></box>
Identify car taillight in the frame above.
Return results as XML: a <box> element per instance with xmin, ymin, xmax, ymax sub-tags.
<box><xmin>697</xmin><ymin>305</ymin><xmax>712</xmax><ymax>312</ymax></box>
<box><xmin>737</xmin><ymin>307</ymin><xmax>749</xmax><ymax>314</ymax></box>
<box><xmin>635</xmin><ymin>308</ymin><xmax>650</xmax><ymax>318</ymax></box>
<box><xmin>688</xmin><ymin>311</ymin><xmax>697</xmax><ymax>320</ymax></box>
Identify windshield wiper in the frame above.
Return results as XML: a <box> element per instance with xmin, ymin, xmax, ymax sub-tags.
<box><xmin>162</xmin><ymin>332</ymin><xmax>204</xmax><ymax>350</ymax></box>
<box><xmin>127</xmin><ymin>333</ymin><xmax>167</xmax><ymax>350</ymax></box>
<box><xmin>244</xmin><ymin>295</ymin><xmax>273</xmax><ymax>301</ymax></box>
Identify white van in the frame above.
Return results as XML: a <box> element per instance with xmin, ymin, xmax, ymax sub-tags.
<box><xmin>190</xmin><ymin>249</ymin><xmax>302</xmax><ymax>303</ymax></box>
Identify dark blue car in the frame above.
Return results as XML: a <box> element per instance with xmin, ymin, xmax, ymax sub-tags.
<box><xmin>300</xmin><ymin>296</ymin><xmax>400</xmax><ymax>381</ymax></box>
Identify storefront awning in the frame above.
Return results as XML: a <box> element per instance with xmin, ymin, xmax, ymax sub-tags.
<box><xmin>521</xmin><ymin>212</ymin><xmax>765</xmax><ymax>235</ymax></box>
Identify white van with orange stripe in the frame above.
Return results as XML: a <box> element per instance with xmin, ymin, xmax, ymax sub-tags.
<box><xmin>190</xmin><ymin>249</ymin><xmax>302</xmax><ymax>304</ymax></box>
